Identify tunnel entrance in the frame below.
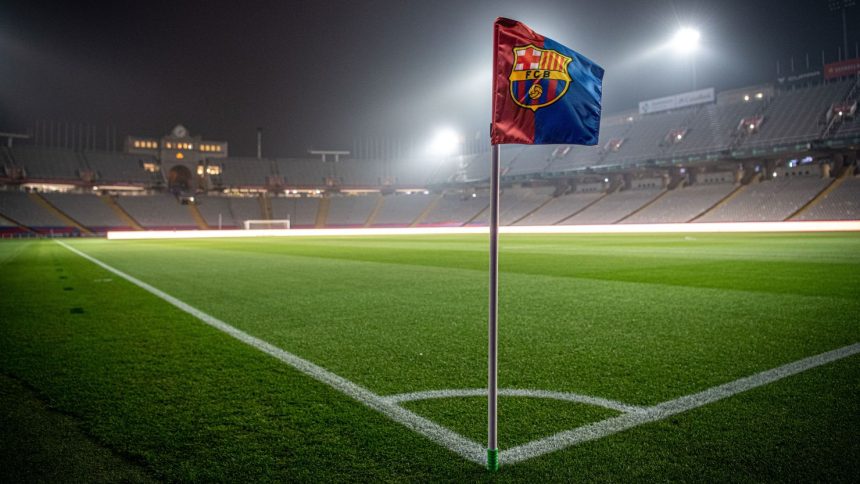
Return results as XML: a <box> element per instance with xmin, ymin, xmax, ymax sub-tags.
<box><xmin>168</xmin><ymin>165</ymin><xmax>193</xmax><ymax>192</ymax></box>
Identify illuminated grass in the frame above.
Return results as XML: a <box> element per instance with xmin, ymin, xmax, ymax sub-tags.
<box><xmin>0</xmin><ymin>233</ymin><xmax>858</xmax><ymax>481</ymax></box>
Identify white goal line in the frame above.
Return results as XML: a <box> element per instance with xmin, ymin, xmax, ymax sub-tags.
<box><xmin>107</xmin><ymin>221</ymin><xmax>860</xmax><ymax>240</ymax></box>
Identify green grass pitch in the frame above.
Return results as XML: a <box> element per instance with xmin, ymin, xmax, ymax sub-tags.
<box><xmin>0</xmin><ymin>233</ymin><xmax>858</xmax><ymax>481</ymax></box>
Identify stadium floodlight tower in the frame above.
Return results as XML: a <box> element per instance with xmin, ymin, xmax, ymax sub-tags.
<box><xmin>427</xmin><ymin>128</ymin><xmax>462</xmax><ymax>156</ymax></box>
<box><xmin>671</xmin><ymin>27</ymin><xmax>701</xmax><ymax>89</ymax></box>
<box><xmin>829</xmin><ymin>0</ymin><xmax>856</xmax><ymax>60</ymax></box>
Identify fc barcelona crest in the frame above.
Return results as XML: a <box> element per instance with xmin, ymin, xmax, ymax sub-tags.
<box><xmin>509</xmin><ymin>45</ymin><xmax>573</xmax><ymax>111</ymax></box>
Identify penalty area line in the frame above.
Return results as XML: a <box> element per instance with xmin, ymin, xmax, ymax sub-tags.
<box><xmin>54</xmin><ymin>240</ymin><xmax>486</xmax><ymax>465</ymax></box>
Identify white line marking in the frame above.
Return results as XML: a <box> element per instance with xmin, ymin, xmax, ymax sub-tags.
<box><xmin>54</xmin><ymin>241</ymin><xmax>486</xmax><ymax>465</ymax></box>
<box><xmin>106</xmin><ymin>221</ymin><xmax>860</xmax><ymax>240</ymax></box>
<box><xmin>55</xmin><ymin>240</ymin><xmax>860</xmax><ymax>468</ymax></box>
<box><xmin>383</xmin><ymin>388</ymin><xmax>646</xmax><ymax>414</ymax></box>
<box><xmin>500</xmin><ymin>343</ymin><xmax>860</xmax><ymax>465</ymax></box>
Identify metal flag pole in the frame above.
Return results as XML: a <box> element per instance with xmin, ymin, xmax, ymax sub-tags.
<box><xmin>487</xmin><ymin>142</ymin><xmax>500</xmax><ymax>471</ymax></box>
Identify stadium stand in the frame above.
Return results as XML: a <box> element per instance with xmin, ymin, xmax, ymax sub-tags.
<box><xmin>390</xmin><ymin>157</ymin><xmax>451</xmax><ymax>187</ymax></box>
<box><xmin>3</xmin><ymin>78</ymin><xmax>858</xmax><ymax>233</ymax></box>
<box><xmin>622</xmin><ymin>183</ymin><xmax>737</xmax><ymax>223</ymax></box>
<box><xmin>82</xmin><ymin>151</ymin><xmax>156</xmax><ymax>184</ymax></box>
<box><xmin>795</xmin><ymin>175</ymin><xmax>860</xmax><ymax>221</ymax></box>
<box><xmin>472</xmin><ymin>186</ymin><xmax>555</xmax><ymax>225</ymax></box>
<box><xmin>371</xmin><ymin>192</ymin><xmax>436</xmax><ymax>226</ymax></box>
<box><xmin>696</xmin><ymin>176</ymin><xmax>830</xmax><ymax>222</ymax></box>
<box><xmin>229</xmin><ymin>197</ymin><xmax>267</xmax><ymax>225</ymax></box>
<box><xmin>270</xmin><ymin>197</ymin><xmax>320</xmax><ymax>227</ymax></box>
<box><xmin>332</xmin><ymin>160</ymin><xmax>384</xmax><ymax>187</ymax></box>
<box><xmin>561</xmin><ymin>188</ymin><xmax>664</xmax><ymax>224</ymax></box>
<box><xmin>217</xmin><ymin>157</ymin><xmax>274</xmax><ymax>187</ymax></box>
<box><xmin>742</xmin><ymin>79</ymin><xmax>854</xmax><ymax>147</ymax></box>
<box><xmin>603</xmin><ymin>110</ymin><xmax>696</xmax><ymax>165</ymax></box>
<box><xmin>325</xmin><ymin>195</ymin><xmax>379</xmax><ymax>226</ymax></box>
<box><xmin>11</xmin><ymin>147</ymin><xmax>83</xmax><ymax>181</ymax></box>
<box><xmin>276</xmin><ymin>158</ymin><xmax>326</xmax><ymax>186</ymax></box>
<box><xmin>0</xmin><ymin>191</ymin><xmax>68</xmax><ymax>231</ymax></box>
<box><xmin>420</xmin><ymin>193</ymin><xmax>489</xmax><ymax>226</ymax></box>
<box><xmin>116</xmin><ymin>194</ymin><xmax>198</xmax><ymax>229</ymax></box>
<box><xmin>669</xmin><ymin>100</ymin><xmax>763</xmax><ymax>156</ymax></box>
<box><xmin>42</xmin><ymin>192</ymin><xmax>128</xmax><ymax>231</ymax></box>
<box><xmin>514</xmin><ymin>191</ymin><xmax>604</xmax><ymax>225</ymax></box>
<box><xmin>194</xmin><ymin>196</ymin><xmax>237</xmax><ymax>228</ymax></box>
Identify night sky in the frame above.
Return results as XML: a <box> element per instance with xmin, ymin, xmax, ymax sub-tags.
<box><xmin>1</xmin><ymin>0</ymin><xmax>857</xmax><ymax>157</ymax></box>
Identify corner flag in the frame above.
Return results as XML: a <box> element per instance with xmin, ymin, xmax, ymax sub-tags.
<box><xmin>486</xmin><ymin>18</ymin><xmax>604</xmax><ymax>472</ymax></box>
<box><xmin>491</xmin><ymin>17</ymin><xmax>604</xmax><ymax>145</ymax></box>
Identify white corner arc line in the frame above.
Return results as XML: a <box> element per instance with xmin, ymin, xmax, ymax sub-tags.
<box><xmin>383</xmin><ymin>388</ymin><xmax>646</xmax><ymax>414</ymax></box>
<box><xmin>500</xmin><ymin>342</ymin><xmax>860</xmax><ymax>465</ymax></box>
<box><xmin>54</xmin><ymin>241</ymin><xmax>486</xmax><ymax>465</ymax></box>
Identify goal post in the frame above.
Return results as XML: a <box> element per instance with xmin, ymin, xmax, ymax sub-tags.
<box><xmin>243</xmin><ymin>219</ymin><xmax>291</xmax><ymax>230</ymax></box>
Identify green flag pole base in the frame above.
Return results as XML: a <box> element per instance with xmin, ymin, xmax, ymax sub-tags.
<box><xmin>487</xmin><ymin>448</ymin><xmax>499</xmax><ymax>471</ymax></box>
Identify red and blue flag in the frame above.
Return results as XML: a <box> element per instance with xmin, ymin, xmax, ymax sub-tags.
<box><xmin>491</xmin><ymin>17</ymin><xmax>604</xmax><ymax>145</ymax></box>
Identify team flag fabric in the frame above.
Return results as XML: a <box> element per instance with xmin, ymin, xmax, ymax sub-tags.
<box><xmin>491</xmin><ymin>17</ymin><xmax>604</xmax><ymax>145</ymax></box>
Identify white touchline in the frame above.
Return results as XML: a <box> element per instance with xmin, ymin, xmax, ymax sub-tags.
<box><xmin>55</xmin><ymin>240</ymin><xmax>860</xmax><ymax>468</ymax></box>
<box><xmin>54</xmin><ymin>241</ymin><xmax>486</xmax><ymax>465</ymax></box>
<box><xmin>500</xmin><ymin>342</ymin><xmax>860</xmax><ymax>465</ymax></box>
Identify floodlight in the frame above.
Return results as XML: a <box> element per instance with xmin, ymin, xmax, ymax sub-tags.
<box><xmin>672</xmin><ymin>28</ymin><xmax>700</xmax><ymax>54</ymax></box>
<box><xmin>428</xmin><ymin>128</ymin><xmax>461</xmax><ymax>156</ymax></box>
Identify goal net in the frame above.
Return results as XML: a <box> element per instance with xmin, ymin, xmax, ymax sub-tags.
<box><xmin>243</xmin><ymin>219</ymin><xmax>291</xmax><ymax>230</ymax></box>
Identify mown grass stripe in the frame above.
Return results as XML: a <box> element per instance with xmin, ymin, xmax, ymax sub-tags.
<box><xmin>54</xmin><ymin>240</ymin><xmax>487</xmax><ymax>465</ymax></box>
<box><xmin>501</xmin><ymin>342</ymin><xmax>860</xmax><ymax>465</ymax></box>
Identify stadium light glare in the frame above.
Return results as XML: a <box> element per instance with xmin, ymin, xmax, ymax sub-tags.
<box><xmin>427</xmin><ymin>128</ymin><xmax>461</xmax><ymax>156</ymax></box>
<box><xmin>672</xmin><ymin>28</ymin><xmax>700</xmax><ymax>54</ymax></box>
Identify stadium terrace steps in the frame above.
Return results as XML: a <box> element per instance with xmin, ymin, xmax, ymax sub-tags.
<box><xmin>689</xmin><ymin>184</ymin><xmax>747</xmax><ymax>222</ymax></box>
<box><xmin>369</xmin><ymin>193</ymin><xmax>435</xmax><ymax>227</ymax></box>
<box><xmin>270</xmin><ymin>197</ymin><xmax>319</xmax><ymax>228</ymax></box>
<box><xmin>0</xmin><ymin>191</ymin><xmax>68</xmax><ymax>233</ymax></box>
<box><xmin>10</xmin><ymin>147</ymin><xmax>85</xmax><ymax>181</ymax></box>
<box><xmin>363</xmin><ymin>195</ymin><xmax>385</xmax><ymax>227</ymax></box>
<box><xmin>194</xmin><ymin>196</ymin><xmax>235</xmax><ymax>228</ymax></box>
<box><xmin>514</xmin><ymin>192</ymin><xmax>604</xmax><ymax>226</ymax></box>
<box><xmin>325</xmin><ymin>195</ymin><xmax>379</xmax><ymax>227</ymax></box>
<box><xmin>231</xmin><ymin>197</ymin><xmax>267</xmax><ymax>226</ymax></box>
<box><xmin>787</xmin><ymin>177</ymin><xmax>838</xmax><ymax>220</ymax></box>
<box><xmin>463</xmin><ymin>200</ymin><xmax>491</xmax><ymax>226</ymax></box>
<box><xmin>616</xmin><ymin>189</ymin><xmax>668</xmax><ymax>223</ymax></box>
<box><xmin>622</xmin><ymin>183</ymin><xmax>737</xmax><ymax>224</ymax></box>
<box><xmin>83</xmin><ymin>151</ymin><xmax>154</xmax><ymax>184</ymax></box>
<box><xmin>188</xmin><ymin>204</ymin><xmax>210</xmax><ymax>229</ymax></box>
<box><xmin>28</xmin><ymin>192</ymin><xmax>92</xmax><ymax>235</ymax></box>
<box><xmin>115</xmin><ymin>195</ymin><xmax>197</xmax><ymax>229</ymax></box>
<box><xmin>511</xmin><ymin>195</ymin><xmax>555</xmax><ymax>225</ymax></box>
<box><xmin>420</xmin><ymin>193</ymin><xmax>490</xmax><ymax>226</ymax></box>
<box><xmin>315</xmin><ymin>198</ymin><xmax>330</xmax><ymax>228</ymax></box>
<box><xmin>43</xmin><ymin>193</ymin><xmax>127</xmax><ymax>231</ymax></box>
<box><xmin>260</xmin><ymin>196</ymin><xmax>273</xmax><ymax>220</ymax></box>
<box><xmin>794</xmin><ymin>175</ymin><xmax>860</xmax><ymax>221</ymax></box>
<box><xmin>562</xmin><ymin>189</ymin><xmax>664</xmax><ymax>225</ymax></box>
<box><xmin>696</xmin><ymin>177</ymin><xmax>831</xmax><ymax>223</ymax></box>
<box><xmin>471</xmin><ymin>188</ymin><xmax>555</xmax><ymax>226</ymax></box>
<box><xmin>554</xmin><ymin>192</ymin><xmax>611</xmax><ymax>225</ymax></box>
<box><xmin>410</xmin><ymin>194</ymin><xmax>442</xmax><ymax>227</ymax></box>
<box><xmin>102</xmin><ymin>196</ymin><xmax>143</xmax><ymax>230</ymax></box>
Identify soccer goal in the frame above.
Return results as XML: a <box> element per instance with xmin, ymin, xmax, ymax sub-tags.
<box><xmin>243</xmin><ymin>219</ymin><xmax>291</xmax><ymax>230</ymax></box>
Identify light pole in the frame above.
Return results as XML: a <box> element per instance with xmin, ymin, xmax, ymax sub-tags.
<box><xmin>829</xmin><ymin>0</ymin><xmax>856</xmax><ymax>61</ymax></box>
